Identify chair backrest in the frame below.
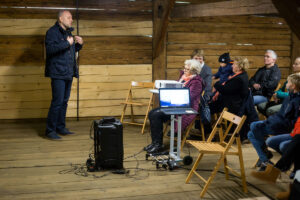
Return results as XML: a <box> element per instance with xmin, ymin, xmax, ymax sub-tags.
<box><xmin>124</xmin><ymin>81</ymin><xmax>154</xmax><ymax>102</ymax></box>
<box><xmin>131</xmin><ymin>81</ymin><xmax>154</xmax><ymax>88</ymax></box>
<box><xmin>270</xmin><ymin>83</ymin><xmax>282</xmax><ymax>101</ymax></box>
<box><xmin>207</xmin><ymin>108</ymin><xmax>246</xmax><ymax>152</ymax></box>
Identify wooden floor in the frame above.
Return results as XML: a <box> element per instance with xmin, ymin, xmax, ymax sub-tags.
<box><xmin>0</xmin><ymin>119</ymin><xmax>291</xmax><ymax>200</ymax></box>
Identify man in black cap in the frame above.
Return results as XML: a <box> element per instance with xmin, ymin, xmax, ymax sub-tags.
<box><xmin>212</xmin><ymin>52</ymin><xmax>234</xmax><ymax>84</ymax></box>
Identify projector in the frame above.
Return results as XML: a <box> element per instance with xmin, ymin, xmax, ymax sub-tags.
<box><xmin>155</xmin><ymin>80</ymin><xmax>183</xmax><ymax>89</ymax></box>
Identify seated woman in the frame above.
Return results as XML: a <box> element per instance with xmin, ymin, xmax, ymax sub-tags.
<box><xmin>209</xmin><ymin>56</ymin><xmax>250</xmax><ymax>115</ymax></box>
<box><xmin>144</xmin><ymin>59</ymin><xmax>204</xmax><ymax>153</ymax></box>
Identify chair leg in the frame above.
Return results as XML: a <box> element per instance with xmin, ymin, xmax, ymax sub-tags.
<box><xmin>200</xmin><ymin>155</ymin><xmax>225</xmax><ymax>198</ymax></box>
<box><xmin>120</xmin><ymin>104</ymin><xmax>128</xmax><ymax>123</ymax></box>
<box><xmin>141</xmin><ymin>113</ymin><xmax>148</xmax><ymax>134</ymax></box>
<box><xmin>186</xmin><ymin>153</ymin><xmax>204</xmax><ymax>183</ymax></box>
<box><xmin>223</xmin><ymin>156</ymin><xmax>229</xmax><ymax>180</ymax></box>
<box><xmin>252</xmin><ymin>158</ymin><xmax>260</xmax><ymax>169</ymax></box>
<box><xmin>200</xmin><ymin>121</ymin><xmax>205</xmax><ymax>141</ymax></box>
<box><xmin>130</xmin><ymin>104</ymin><xmax>134</xmax><ymax>122</ymax></box>
<box><xmin>181</xmin><ymin>120</ymin><xmax>195</xmax><ymax>149</ymax></box>
<box><xmin>237</xmin><ymin>137</ymin><xmax>248</xmax><ymax>193</ymax></box>
<box><xmin>141</xmin><ymin>94</ymin><xmax>153</xmax><ymax>134</ymax></box>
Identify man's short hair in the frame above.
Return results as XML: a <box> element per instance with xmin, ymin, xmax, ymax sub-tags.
<box><xmin>185</xmin><ymin>59</ymin><xmax>202</xmax><ymax>74</ymax></box>
<box><xmin>266</xmin><ymin>50</ymin><xmax>277</xmax><ymax>60</ymax></box>
<box><xmin>288</xmin><ymin>72</ymin><xmax>300</xmax><ymax>91</ymax></box>
<box><xmin>190</xmin><ymin>49</ymin><xmax>205</xmax><ymax>60</ymax></box>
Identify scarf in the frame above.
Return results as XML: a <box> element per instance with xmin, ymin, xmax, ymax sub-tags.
<box><xmin>179</xmin><ymin>74</ymin><xmax>196</xmax><ymax>87</ymax></box>
<box><xmin>212</xmin><ymin>71</ymin><xmax>243</xmax><ymax>102</ymax></box>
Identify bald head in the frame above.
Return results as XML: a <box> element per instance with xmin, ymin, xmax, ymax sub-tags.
<box><xmin>58</xmin><ymin>10</ymin><xmax>73</xmax><ymax>30</ymax></box>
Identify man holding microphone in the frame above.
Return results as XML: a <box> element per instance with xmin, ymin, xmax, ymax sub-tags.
<box><xmin>45</xmin><ymin>10</ymin><xmax>83</xmax><ymax>140</ymax></box>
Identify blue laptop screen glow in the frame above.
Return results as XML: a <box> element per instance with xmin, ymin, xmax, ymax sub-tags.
<box><xmin>159</xmin><ymin>88</ymin><xmax>190</xmax><ymax>108</ymax></box>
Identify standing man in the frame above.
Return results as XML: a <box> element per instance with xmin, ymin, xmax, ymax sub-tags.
<box><xmin>45</xmin><ymin>10</ymin><xmax>83</xmax><ymax>140</ymax></box>
<box><xmin>249</xmin><ymin>50</ymin><xmax>281</xmax><ymax>105</ymax></box>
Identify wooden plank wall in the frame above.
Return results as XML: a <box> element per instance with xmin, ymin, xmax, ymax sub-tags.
<box><xmin>0</xmin><ymin>2</ymin><xmax>294</xmax><ymax>120</ymax></box>
<box><xmin>0</xmin><ymin>1</ymin><xmax>153</xmax><ymax>119</ymax></box>
<box><xmin>167</xmin><ymin>16</ymin><xmax>292</xmax><ymax>83</ymax></box>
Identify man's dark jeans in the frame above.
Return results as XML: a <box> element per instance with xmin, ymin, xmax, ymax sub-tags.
<box><xmin>46</xmin><ymin>78</ymin><xmax>73</xmax><ymax>134</ymax></box>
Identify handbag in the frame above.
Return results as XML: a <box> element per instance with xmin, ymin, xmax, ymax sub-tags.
<box><xmin>199</xmin><ymin>95</ymin><xmax>211</xmax><ymax>124</ymax></box>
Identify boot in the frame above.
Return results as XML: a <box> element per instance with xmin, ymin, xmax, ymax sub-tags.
<box><xmin>275</xmin><ymin>183</ymin><xmax>291</xmax><ymax>200</ymax></box>
<box><xmin>262</xmin><ymin>142</ymin><xmax>273</xmax><ymax>160</ymax></box>
<box><xmin>251</xmin><ymin>163</ymin><xmax>281</xmax><ymax>183</ymax></box>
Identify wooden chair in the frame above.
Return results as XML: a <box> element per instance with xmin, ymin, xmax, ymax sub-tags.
<box><xmin>120</xmin><ymin>81</ymin><xmax>155</xmax><ymax>134</ymax></box>
<box><xmin>185</xmin><ymin>108</ymin><xmax>247</xmax><ymax>198</ymax></box>
<box><xmin>164</xmin><ymin>91</ymin><xmax>207</xmax><ymax>149</ymax></box>
<box><xmin>163</xmin><ymin>115</ymin><xmax>206</xmax><ymax>150</ymax></box>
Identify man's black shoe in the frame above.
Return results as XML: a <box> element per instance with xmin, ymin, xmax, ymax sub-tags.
<box><xmin>143</xmin><ymin>143</ymin><xmax>155</xmax><ymax>151</ymax></box>
<box><xmin>45</xmin><ymin>131</ymin><xmax>62</xmax><ymax>140</ymax></box>
<box><xmin>147</xmin><ymin>144</ymin><xmax>164</xmax><ymax>154</ymax></box>
<box><xmin>57</xmin><ymin>128</ymin><xmax>75</xmax><ymax>135</ymax></box>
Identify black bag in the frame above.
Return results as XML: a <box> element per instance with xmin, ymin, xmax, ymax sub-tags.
<box><xmin>199</xmin><ymin>96</ymin><xmax>211</xmax><ymax>124</ymax></box>
<box><xmin>94</xmin><ymin>117</ymin><xmax>124</xmax><ymax>170</ymax></box>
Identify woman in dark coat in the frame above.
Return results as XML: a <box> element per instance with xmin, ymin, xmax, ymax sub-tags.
<box><xmin>144</xmin><ymin>59</ymin><xmax>204</xmax><ymax>153</ymax></box>
<box><xmin>210</xmin><ymin>56</ymin><xmax>250</xmax><ymax>115</ymax></box>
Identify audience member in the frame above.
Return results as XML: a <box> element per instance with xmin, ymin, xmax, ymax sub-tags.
<box><xmin>210</xmin><ymin>56</ymin><xmax>249</xmax><ymax>115</ymax></box>
<box><xmin>212</xmin><ymin>52</ymin><xmax>234</xmax><ymax>84</ymax></box>
<box><xmin>190</xmin><ymin>49</ymin><xmax>212</xmax><ymax>102</ymax></box>
<box><xmin>258</xmin><ymin>57</ymin><xmax>300</xmax><ymax>117</ymax></box>
<box><xmin>248</xmin><ymin>73</ymin><xmax>300</xmax><ymax>171</ymax></box>
<box><xmin>144</xmin><ymin>60</ymin><xmax>204</xmax><ymax>153</ymax></box>
<box><xmin>249</xmin><ymin>50</ymin><xmax>281</xmax><ymax>105</ymax></box>
<box><xmin>251</xmin><ymin>120</ymin><xmax>300</xmax><ymax>200</ymax></box>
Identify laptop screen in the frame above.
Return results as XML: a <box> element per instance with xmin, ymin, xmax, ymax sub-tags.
<box><xmin>159</xmin><ymin>88</ymin><xmax>190</xmax><ymax>108</ymax></box>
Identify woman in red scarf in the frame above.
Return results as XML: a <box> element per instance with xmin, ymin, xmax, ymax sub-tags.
<box><xmin>144</xmin><ymin>59</ymin><xmax>204</xmax><ymax>153</ymax></box>
<box><xmin>210</xmin><ymin>56</ymin><xmax>250</xmax><ymax>115</ymax></box>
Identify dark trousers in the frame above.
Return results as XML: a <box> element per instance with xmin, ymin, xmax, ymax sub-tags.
<box><xmin>148</xmin><ymin>108</ymin><xmax>170</xmax><ymax>145</ymax></box>
<box><xmin>46</xmin><ymin>78</ymin><xmax>73</xmax><ymax>134</ymax></box>
<box><xmin>275</xmin><ymin>135</ymin><xmax>300</xmax><ymax>172</ymax></box>
<box><xmin>290</xmin><ymin>180</ymin><xmax>300</xmax><ymax>200</ymax></box>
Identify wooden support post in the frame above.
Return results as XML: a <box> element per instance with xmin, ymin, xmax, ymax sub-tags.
<box><xmin>152</xmin><ymin>0</ymin><xmax>175</xmax><ymax>81</ymax></box>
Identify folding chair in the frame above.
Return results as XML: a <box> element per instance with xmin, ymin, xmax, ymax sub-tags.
<box><xmin>120</xmin><ymin>81</ymin><xmax>155</xmax><ymax>134</ymax></box>
<box><xmin>185</xmin><ymin>108</ymin><xmax>247</xmax><ymax>198</ymax></box>
<box><xmin>163</xmin><ymin>116</ymin><xmax>205</xmax><ymax>150</ymax></box>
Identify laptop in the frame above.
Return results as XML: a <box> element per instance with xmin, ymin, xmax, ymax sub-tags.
<box><xmin>159</xmin><ymin>88</ymin><xmax>198</xmax><ymax>115</ymax></box>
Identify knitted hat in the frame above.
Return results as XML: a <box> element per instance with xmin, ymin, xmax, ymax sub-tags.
<box><xmin>218</xmin><ymin>53</ymin><xmax>230</xmax><ymax>64</ymax></box>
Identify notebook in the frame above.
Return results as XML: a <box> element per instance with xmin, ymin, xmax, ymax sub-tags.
<box><xmin>159</xmin><ymin>88</ymin><xmax>198</xmax><ymax>115</ymax></box>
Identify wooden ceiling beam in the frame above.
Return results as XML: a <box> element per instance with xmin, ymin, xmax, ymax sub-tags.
<box><xmin>272</xmin><ymin>0</ymin><xmax>300</xmax><ymax>40</ymax></box>
<box><xmin>172</xmin><ymin>0</ymin><xmax>278</xmax><ymax>18</ymax></box>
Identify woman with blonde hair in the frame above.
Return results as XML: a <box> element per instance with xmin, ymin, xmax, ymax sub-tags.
<box><xmin>210</xmin><ymin>56</ymin><xmax>250</xmax><ymax>115</ymax></box>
